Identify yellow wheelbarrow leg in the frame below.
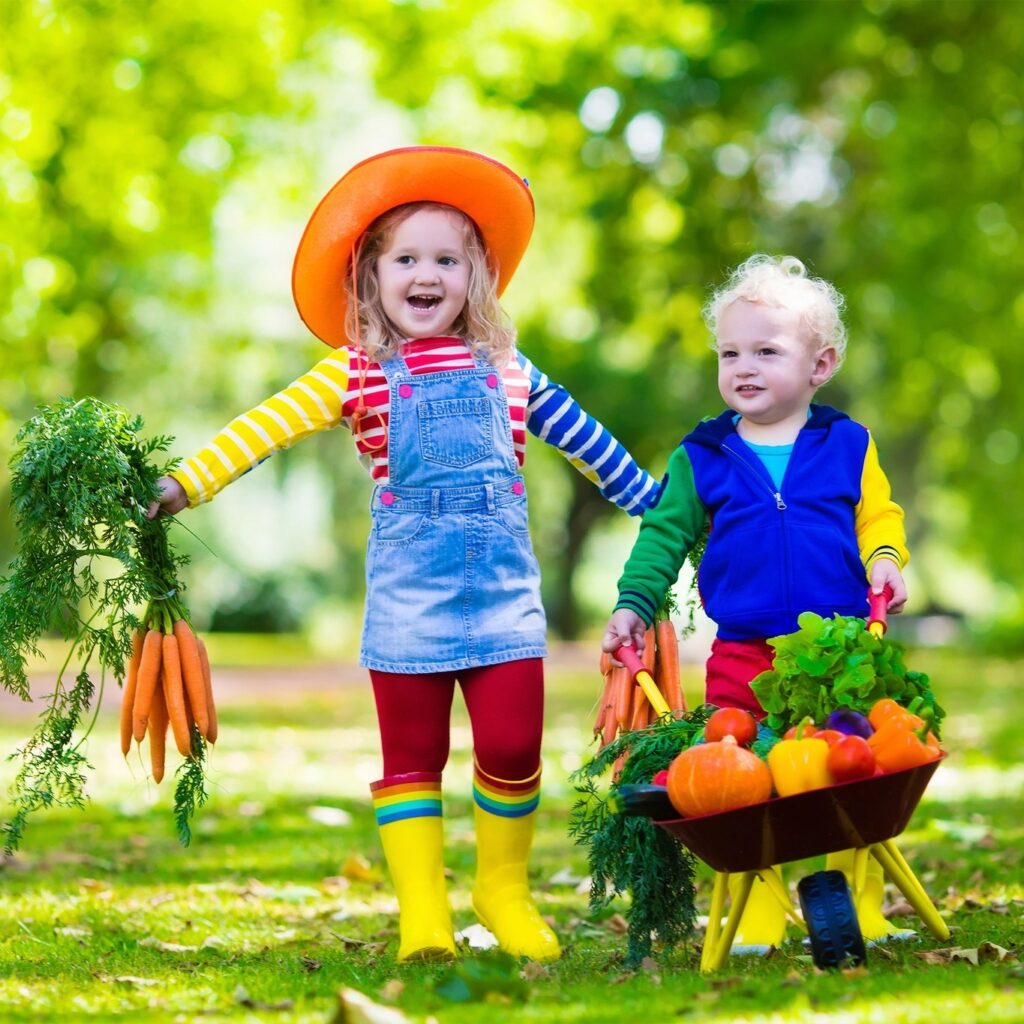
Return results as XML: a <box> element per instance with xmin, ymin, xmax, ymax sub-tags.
<box><xmin>871</xmin><ymin>839</ymin><xmax>951</xmax><ymax>940</ymax></box>
<box><xmin>759</xmin><ymin>866</ymin><xmax>807</xmax><ymax>934</ymax></box>
<box><xmin>701</xmin><ymin>871</ymin><xmax>729</xmax><ymax>973</ymax></box>
<box><xmin>708</xmin><ymin>876</ymin><xmax>757</xmax><ymax>970</ymax></box>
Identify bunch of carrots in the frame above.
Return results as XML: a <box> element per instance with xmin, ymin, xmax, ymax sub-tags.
<box><xmin>120</xmin><ymin>600</ymin><xmax>218</xmax><ymax>782</ymax></box>
<box><xmin>594</xmin><ymin>610</ymin><xmax>686</xmax><ymax>751</ymax></box>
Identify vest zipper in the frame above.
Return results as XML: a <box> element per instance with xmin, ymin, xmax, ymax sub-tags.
<box><xmin>722</xmin><ymin>444</ymin><xmax>787</xmax><ymax>510</ymax></box>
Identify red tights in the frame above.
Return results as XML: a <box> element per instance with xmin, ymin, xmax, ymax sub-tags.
<box><xmin>370</xmin><ymin>658</ymin><xmax>544</xmax><ymax>781</ymax></box>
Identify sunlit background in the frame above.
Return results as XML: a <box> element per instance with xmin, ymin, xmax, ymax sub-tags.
<box><xmin>2</xmin><ymin>0</ymin><xmax>1021</xmax><ymax>654</ymax></box>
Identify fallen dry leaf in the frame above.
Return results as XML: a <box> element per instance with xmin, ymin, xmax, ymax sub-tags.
<box><xmin>332</xmin><ymin>986</ymin><xmax>411</xmax><ymax>1024</ymax></box>
<box><xmin>234</xmin><ymin>984</ymin><xmax>294</xmax><ymax>1011</ymax></box>
<box><xmin>342</xmin><ymin>854</ymin><xmax>383</xmax><ymax>884</ymax></box>
<box><xmin>300</xmin><ymin>955</ymin><xmax>322</xmax><ymax>972</ymax></box>
<box><xmin>604</xmin><ymin>913</ymin><xmax>629</xmax><ymax>935</ymax></box>
<box><xmin>521</xmin><ymin>961</ymin><xmax>550</xmax><ymax>981</ymax></box>
<box><xmin>100</xmin><ymin>975</ymin><xmax>160</xmax><ymax>987</ymax></box>
<box><xmin>139</xmin><ymin>937</ymin><xmax>200</xmax><ymax>953</ymax></box>
<box><xmin>915</xmin><ymin>942</ymin><xmax>1017</xmax><ymax>966</ymax></box>
<box><xmin>54</xmin><ymin>926</ymin><xmax>92</xmax><ymax>938</ymax></box>
<box><xmin>454</xmin><ymin>923</ymin><xmax>499</xmax><ymax>950</ymax></box>
<box><xmin>378</xmin><ymin>979</ymin><xmax>405</xmax><ymax>1002</ymax></box>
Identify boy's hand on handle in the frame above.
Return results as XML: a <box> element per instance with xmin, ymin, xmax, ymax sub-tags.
<box><xmin>870</xmin><ymin>558</ymin><xmax>907</xmax><ymax>614</ymax></box>
<box><xmin>147</xmin><ymin>476</ymin><xmax>188</xmax><ymax>519</ymax></box>
<box><xmin>602</xmin><ymin>609</ymin><xmax>647</xmax><ymax>662</ymax></box>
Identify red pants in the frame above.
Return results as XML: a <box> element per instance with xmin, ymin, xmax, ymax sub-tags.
<box><xmin>705</xmin><ymin>638</ymin><xmax>774</xmax><ymax>720</ymax></box>
<box><xmin>370</xmin><ymin>658</ymin><xmax>544</xmax><ymax>780</ymax></box>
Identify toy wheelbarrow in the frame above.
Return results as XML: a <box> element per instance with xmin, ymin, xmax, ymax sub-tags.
<box><xmin>614</xmin><ymin>590</ymin><xmax>951</xmax><ymax>971</ymax></box>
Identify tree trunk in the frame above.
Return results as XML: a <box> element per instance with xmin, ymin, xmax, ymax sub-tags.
<box><xmin>548</xmin><ymin>471</ymin><xmax>610</xmax><ymax>640</ymax></box>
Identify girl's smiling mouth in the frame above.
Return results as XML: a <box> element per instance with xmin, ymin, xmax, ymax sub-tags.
<box><xmin>408</xmin><ymin>295</ymin><xmax>441</xmax><ymax>310</ymax></box>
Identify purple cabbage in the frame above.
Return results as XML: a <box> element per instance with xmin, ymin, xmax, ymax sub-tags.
<box><xmin>824</xmin><ymin>708</ymin><xmax>874</xmax><ymax>738</ymax></box>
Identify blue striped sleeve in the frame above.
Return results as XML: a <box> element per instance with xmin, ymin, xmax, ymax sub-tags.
<box><xmin>517</xmin><ymin>352</ymin><xmax>659</xmax><ymax>516</ymax></box>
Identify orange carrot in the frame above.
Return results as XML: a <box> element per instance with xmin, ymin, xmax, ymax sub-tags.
<box><xmin>600</xmin><ymin>705</ymin><xmax>618</xmax><ymax>749</ymax></box>
<box><xmin>132</xmin><ymin>630</ymin><xmax>164</xmax><ymax>742</ymax></box>
<box><xmin>611</xmin><ymin>664</ymin><xmax>633</xmax><ymax>731</ymax></box>
<box><xmin>120</xmin><ymin>629</ymin><xmax>145</xmax><ymax>755</ymax></box>
<box><xmin>173</xmin><ymin>618</ymin><xmax>208</xmax><ymax>738</ymax></box>
<box><xmin>656</xmin><ymin>618</ymin><xmax>686</xmax><ymax>714</ymax></box>
<box><xmin>599</xmin><ymin>650</ymin><xmax>613</xmax><ymax>676</ymax></box>
<box><xmin>148</xmin><ymin>683</ymin><xmax>169</xmax><ymax>783</ymax></box>
<box><xmin>161</xmin><ymin>633</ymin><xmax>191</xmax><ymax>757</ymax></box>
<box><xmin>197</xmin><ymin>635</ymin><xmax>217</xmax><ymax>744</ymax></box>
<box><xmin>629</xmin><ymin>684</ymin><xmax>649</xmax><ymax>732</ymax></box>
<box><xmin>593</xmin><ymin>667</ymin><xmax>615</xmax><ymax>736</ymax></box>
<box><xmin>641</xmin><ymin>627</ymin><xmax>656</xmax><ymax>673</ymax></box>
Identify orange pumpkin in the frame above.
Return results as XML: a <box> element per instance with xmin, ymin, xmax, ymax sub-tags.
<box><xmin>666</xmin><ymin>735</ymin><xmax>772</xmax><ymax>817</ymax></box>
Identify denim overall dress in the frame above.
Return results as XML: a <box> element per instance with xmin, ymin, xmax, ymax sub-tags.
<box><xmin>360</xmin><ymin>350</ymin><xmax>548</xmax><ymax>673</ymax></box>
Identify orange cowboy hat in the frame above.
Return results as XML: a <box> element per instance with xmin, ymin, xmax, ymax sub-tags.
<box><xmin>292</xmin><ymin>146</ymin><xmax>535</xmax><ymax>348</ymax></box>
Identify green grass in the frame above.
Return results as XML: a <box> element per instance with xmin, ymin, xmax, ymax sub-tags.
<box><xmin>1</xmin><ymin>648</ymin><xmax>1022</xmax><ymax>1022</ymax></box>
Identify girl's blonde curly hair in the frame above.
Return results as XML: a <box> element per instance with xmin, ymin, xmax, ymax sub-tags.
<box><xmin>344</xmin><ymin>202</ymin><xmax>516</xmax><ymax>366</ymax></box>
<box><xmin>702</xmin><ymin>254</ymin><xmax>848</xmax><ymax>371</ymax></box>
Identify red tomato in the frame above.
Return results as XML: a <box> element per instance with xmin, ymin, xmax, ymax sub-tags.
<box><xmin>652</xmin><ymin>769</ymin><xmax>670</xmax><ymax>786</ymax></box>
<box><xmin>783</xmin><ymin>721</ymin><xmax>818</xmax><ymax>740</ymax></box>
<box><xmin>827</xmin><ymin>734</ymin><xmax>877</xmax><ymax>783</ymax></box>
<box><xmin>814</xmin><ymin>729</ymin><xmax>843</xmax><ymax>747</ymax></box>
<box><xmin>704</xmin><ymin>707</ymin><xmax>758</xmax><ymax>747</ymax></box>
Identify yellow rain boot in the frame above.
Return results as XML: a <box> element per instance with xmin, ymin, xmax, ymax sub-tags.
<box><xmin>471</xmin><ymin>763</ymin><xmax>561</xmax><ymax>961</ymax></box>
<box><xmin>826</xmin><ymin>849</ymin><xmax>916</xmax><ymax>943</ymax></box>
<box><xmin>729</xmin><ymin>867</ymin><xmax>788</xmax><ymax>954</ymax></box>
<box><xmin>371</xmin><ymin>772</ymin><xmax>456</xmax><ymax>963</ymax></box>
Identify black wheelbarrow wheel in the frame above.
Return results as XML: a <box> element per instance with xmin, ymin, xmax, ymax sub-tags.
<box><xmin>797</xmin><ymin>870</ymin><xmax>867</xmax><ymax>969</ymax></box>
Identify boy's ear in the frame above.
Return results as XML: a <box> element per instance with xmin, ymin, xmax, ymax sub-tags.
<box><xmin>810</xmin><ymin>346</ymin><xmax>837</xmax><ymax>387</ymax></box>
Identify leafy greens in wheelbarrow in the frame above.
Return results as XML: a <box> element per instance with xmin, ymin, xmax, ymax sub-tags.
<box><xmin>749</xmin><ymin>610</ymin><xmax>945</xmax><ymax>737</ymax></box>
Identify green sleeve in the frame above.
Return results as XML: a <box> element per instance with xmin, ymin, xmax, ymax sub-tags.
<box><xmin>614</xmin><ymin>444</ymin><xmax>707</xmax><ymax>626</ymax></box>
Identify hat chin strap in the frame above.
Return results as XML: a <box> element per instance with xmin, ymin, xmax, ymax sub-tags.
<box><xmin>349</xmin><ymin>237</ymin><xmax>388</xmax><ymax>452</ymax></box>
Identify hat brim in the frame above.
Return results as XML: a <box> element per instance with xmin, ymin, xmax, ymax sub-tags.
<box><xmin>292</xmin><ymin>147</ymin><xmax>535</xmax><ymax>347</ymax></box>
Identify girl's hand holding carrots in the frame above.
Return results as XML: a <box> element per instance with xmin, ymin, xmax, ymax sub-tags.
<box><xmin>147</xmin><ymin>476</ymin><xmax>188</xmax><ymax>519</ymax></box>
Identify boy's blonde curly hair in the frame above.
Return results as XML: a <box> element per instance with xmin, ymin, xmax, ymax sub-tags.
<box><xmin>703</xmin><ymin>254</ymin><xmax>848</xmax><ymax>371</ymax></box>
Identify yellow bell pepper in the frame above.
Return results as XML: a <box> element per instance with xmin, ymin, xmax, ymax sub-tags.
<box><xmin>767</xmin><ymin>737</ymin><xmax>832</xmax><ymax>796</ymax></box>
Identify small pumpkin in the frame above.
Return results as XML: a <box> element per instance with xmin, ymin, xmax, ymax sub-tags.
<box><xmin>666</xmin><ymin>735</ymin><xmax>772</xmax><ymax>817</ymax></box>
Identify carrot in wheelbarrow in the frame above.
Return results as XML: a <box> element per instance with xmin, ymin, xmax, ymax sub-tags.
<box><xmin>161</xmin><ymin>633</ymin><xmax>192</xmax><ymax>757</ymax></box>
<box><xmin>614</xmin><ymin>644</ymin><xmax>671</xmax><ymax>719</ymax></box>
<box><xmin>593</xmin><ymin>662</ymin><xmax>615</xmax><ymax>737</ymax></box>
<box><xmin>120</xmin><ymin>628</ymin><xmax>145</xmax><ymax>755</ymax></box>
<box><xmin>132</xmin><ymin>629</ymin><xmax>164</xmax><ymax>742</ymax></box>
<box><xmin>173</xmin><ymin>619</ymin><xmax>209</xmax><ymax>739</ymax></box>
<box><xmin>612</xmin><ymin>663</ymin><xmax>633</xmax><ymax>733</ymax></box>
<box><xmin>198</xmin><ymin>635</ymin><xmax>218</xmax><ymax>744</ymax></box>
<box><xmin>629</xmin><ymin>683</ymin><xmax>650</xmax><ymax>731</ymax></box>
<box><xmin>654</xmin><ymin>617</ymin><xmax>686</xmax><ymax>713</ymax></box>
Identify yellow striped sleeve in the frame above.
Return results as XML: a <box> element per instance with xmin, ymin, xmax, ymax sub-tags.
<box><xmin>855</xmin><ymin>433</ymin><xmax>910</xmax><ymax>575</ymax></box>
<box><xmin>171</xmin><ymin>350</ymin><xmax>351</xmax><ymax>506</ymax></box>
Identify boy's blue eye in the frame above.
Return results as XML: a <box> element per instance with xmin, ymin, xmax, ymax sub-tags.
<box><xmin>439</xmin><ymin>256</ymin><xmax>457</xmax><ymax>266</ymax></box>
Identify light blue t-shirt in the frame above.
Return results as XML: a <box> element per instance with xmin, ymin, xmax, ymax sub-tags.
<box><xmin>743</xmin><ymin>439</ymin><xmax>793</xmax><ymax>490</ymax></box>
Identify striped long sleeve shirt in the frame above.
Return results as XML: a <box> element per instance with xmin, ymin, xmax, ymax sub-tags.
<box><xmin>171</xmin><ymin>337</ymin><xmax>659</xmax><ymax>515</ymax></box>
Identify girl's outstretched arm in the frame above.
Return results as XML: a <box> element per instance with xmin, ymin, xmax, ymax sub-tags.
<box><xmin>517</xmin><ymin>352</ymin><xmax>658</xmax><ymax>515</ymax></box>
<box><xmin>168</xmin><ymin>350</ymin><xmax>351</xmax><ymax>507</ymax></box>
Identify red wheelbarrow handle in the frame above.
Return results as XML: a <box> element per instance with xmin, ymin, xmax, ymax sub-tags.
<box><xmin>866</xmin><ymin>583</ymin><xmax>895</xmax><ymax>637</ymax></box>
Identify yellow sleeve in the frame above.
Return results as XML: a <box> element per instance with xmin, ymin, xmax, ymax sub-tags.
<box><xmin>170</xmin><ymin>349</ymin><xmax>351</xmax><ymax>507</ymax></box>
<box><xmin>855</xmin><ymin>432</ymin><xmax>909</xmax><ymax>575</ymax></box>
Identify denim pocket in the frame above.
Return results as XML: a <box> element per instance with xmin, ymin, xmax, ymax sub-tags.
<box><xmin>418</xmin><ymin>397</ymin><xmax>493</xmax><ymax>468</ymax></box>
<box><xmin>373</xmin><ymin>510</ymin><xmax>429</xmax><ymax>546</ymax></box>
<box><xmin>493</xmin><ymin>499</ymin><xmax>531</xmax><ymax>538</ymax></box>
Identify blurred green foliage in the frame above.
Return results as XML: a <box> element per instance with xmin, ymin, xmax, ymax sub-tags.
<box><xmin>1</xmin><ymin>0</ymin><xmax>1021</xmax><ymax>641</ymax></box>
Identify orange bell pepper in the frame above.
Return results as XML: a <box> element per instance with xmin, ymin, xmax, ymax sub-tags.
<box><xmin>867</xmin><ymin>716</ymin><xmax>941</xmax><ymax>773</ymax></box>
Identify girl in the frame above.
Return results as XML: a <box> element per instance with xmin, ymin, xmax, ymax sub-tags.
<box><xmin>150</xmin><ymin>147</ymin><xmax>659</xmax><ymax>963</ymax></box>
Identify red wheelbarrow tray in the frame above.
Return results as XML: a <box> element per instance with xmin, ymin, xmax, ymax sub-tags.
<box><xmin>653</xmin><ymin>755</ymin><xmax>945</xmax><ymax>874</ymax></box>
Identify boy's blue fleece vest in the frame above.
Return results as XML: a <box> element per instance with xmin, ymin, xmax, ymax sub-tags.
<box><xmin>684</xmin><ymin>405</ymin><xmax>871</xmax><ymax>641</ymax></box>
